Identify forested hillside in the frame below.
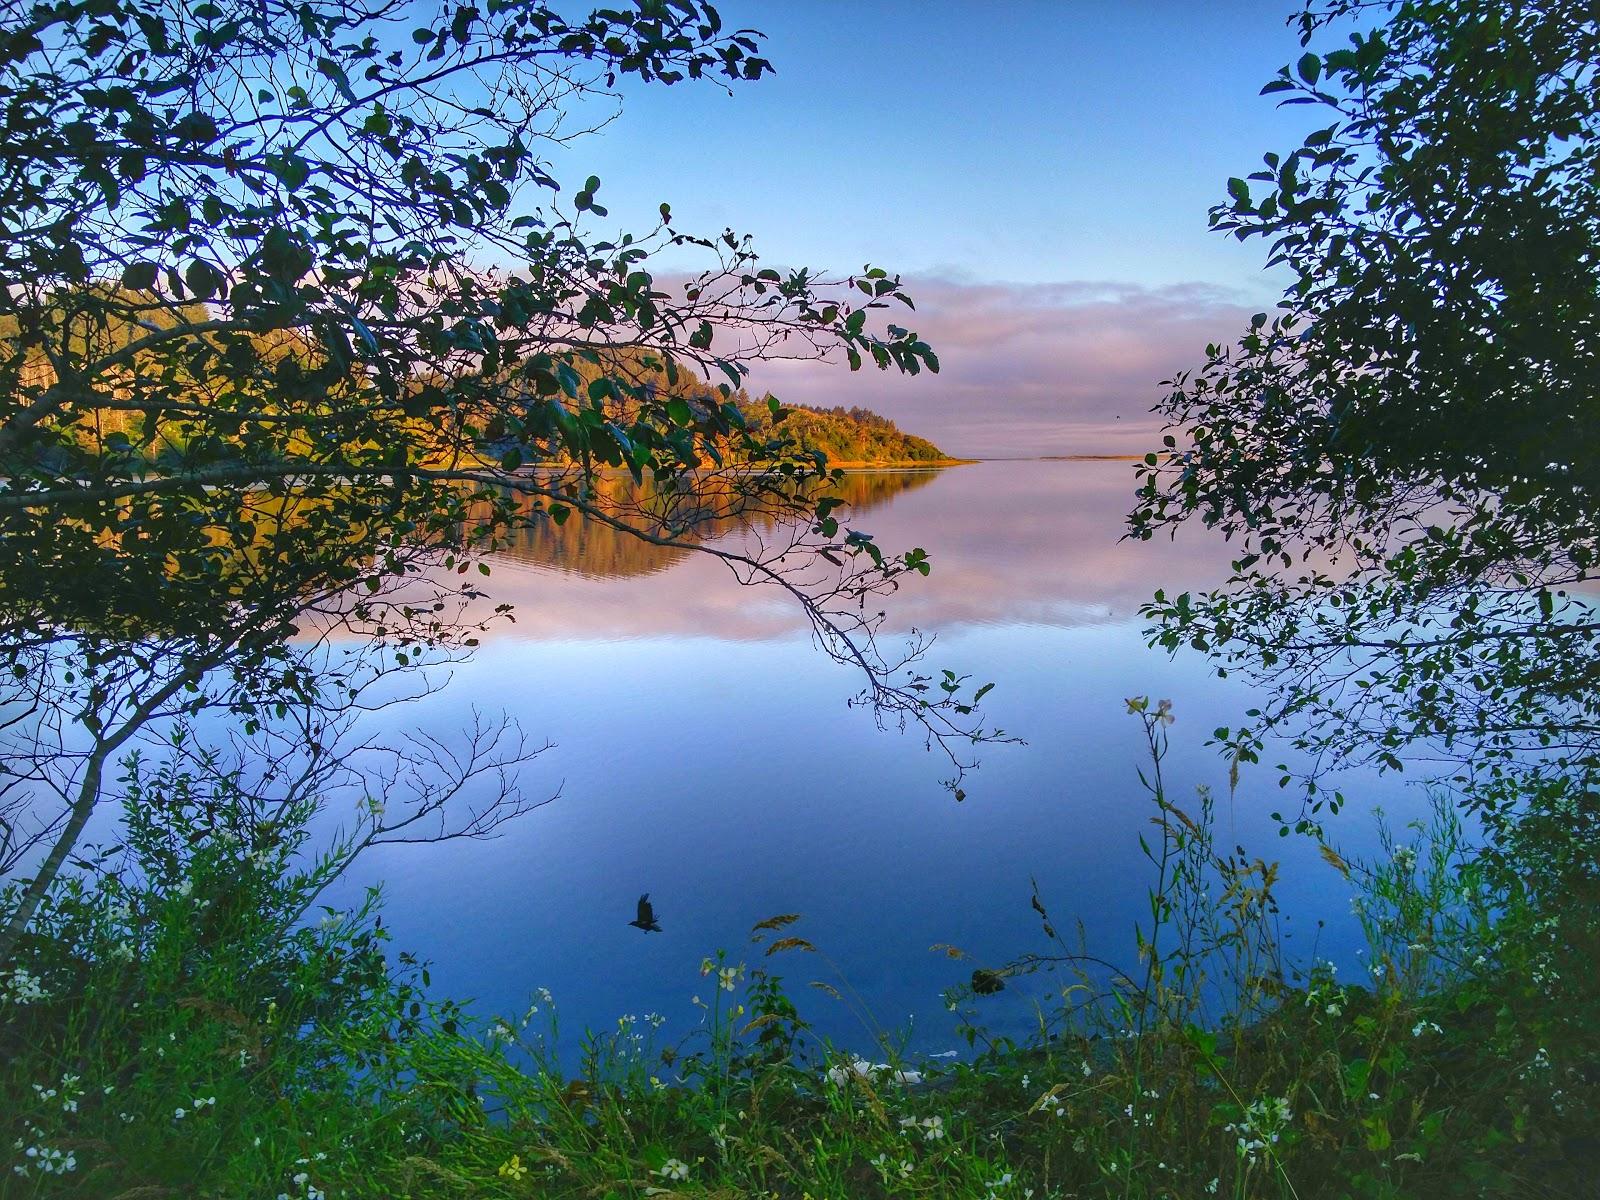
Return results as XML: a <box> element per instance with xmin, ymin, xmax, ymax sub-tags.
<box><xmin>8</xmin><ymin>307</ymin><xmax>956</xmax><ymax>472</ymax></box>
<box><xmin>739</xmin><ymin>401</ymin><xmax>958</xmax><ymax>465</ymax></box>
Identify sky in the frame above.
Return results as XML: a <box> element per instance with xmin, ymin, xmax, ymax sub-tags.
<box><xmin>544</xmin><ymin>1</ymin><xmax>1327</xmax><ymax>457</ymax></box>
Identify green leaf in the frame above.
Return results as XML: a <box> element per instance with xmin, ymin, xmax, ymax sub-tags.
<box><xmin>121</xmin><ymin>262</ymin><xmax>159</xmax><ymax>290</ymax></box>
<box><xmin>270</xmin><ymin>153</ymin><xmax>311</xmax><ymax>190</ymax></box>
<box><xmin>184</xmin><ymin>259</ymin><xmax>223</xmax><ymax>299</ymax></box>
<box><xmin>317</xmin><ymin>57</ymin><xmax>357</xmax><ymax>102</ymax></box>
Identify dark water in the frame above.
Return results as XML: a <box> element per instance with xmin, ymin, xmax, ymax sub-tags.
<box><xmin>330</xmin><ymin>460</ymin><xmax>1430</xmax><ymax>1058</ymax></box>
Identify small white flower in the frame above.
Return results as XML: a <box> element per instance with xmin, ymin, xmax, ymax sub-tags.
<box><xmin>653</xmin><ymin>1157</ymin><xmax>690</xmax><ymax>1182</ymax></box>
<box><xmin>2</xmin><ymin>967</ymin><xmax>49</xmax><ymax>1004</ymax></box>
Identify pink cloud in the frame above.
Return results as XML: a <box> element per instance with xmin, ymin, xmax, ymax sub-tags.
<box><xmin>745</xmin><ymin>277</ymin><xmax>1260</xmax><ymax>458</ymax></box>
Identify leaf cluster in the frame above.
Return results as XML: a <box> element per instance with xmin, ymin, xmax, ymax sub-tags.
<box><xmin>1131</xmin><ymin>0</ymin><xmax>1600</xmax><ymax>822</ymax></box>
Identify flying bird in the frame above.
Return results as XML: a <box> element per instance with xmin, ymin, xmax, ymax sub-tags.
<box><xmin>628</xmin><ymin>893</ymin><xmax>662</xmax><ymax>933</ymax></box>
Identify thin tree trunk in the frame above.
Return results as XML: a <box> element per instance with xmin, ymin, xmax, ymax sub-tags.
<box><xmin>0</xmin><ymin>666</ymin><xmax>199</xmax><ymax>967</ymax></box>
<box><xmin>0</xmin><ymin>744</ymin><xmax>113</xmax><ymax>966</ymax></box>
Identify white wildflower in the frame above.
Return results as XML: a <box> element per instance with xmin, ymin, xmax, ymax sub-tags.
<box><xmin>653</xmin><ymin>1157</ymin><xmax>690</xmax><ymax>1182</ymax></box>
<box><xmin>2</xmin><ymin>967</ymin><xmax>48</xmax><ymax>1004</ymax></box>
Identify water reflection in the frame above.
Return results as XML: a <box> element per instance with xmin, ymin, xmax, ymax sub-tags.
<box><xmin>482</xmin><ymin>468</ymin><xmax>943</xmax><ymax>581</ymax></box>
<box><xmin>467</xmin><ymin>460</ymin><xmax>1233</xmax><ymax>642</ymax></box>
<box><xmin>334</xmin><ymin>460</ymin><xmax>1430</xmax><ymax>1061</ymax></box>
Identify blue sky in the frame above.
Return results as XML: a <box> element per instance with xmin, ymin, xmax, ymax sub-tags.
<box><xmin>544</xmin><ymin>2</ymin><xmax>1327</xmax><ymax>455</ymax></box>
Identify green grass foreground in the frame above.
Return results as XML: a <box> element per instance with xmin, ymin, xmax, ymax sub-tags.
<box><xmin>4</xmin><ymin>711</ymin><xmax>1598</xmax><ymax>1199</ymax></box>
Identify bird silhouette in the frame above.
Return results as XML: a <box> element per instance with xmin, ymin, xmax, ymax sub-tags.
<box><xmin>628</xmin><ymin>893</ymin><xmax>662</xmax><ymax>933</ymax></box>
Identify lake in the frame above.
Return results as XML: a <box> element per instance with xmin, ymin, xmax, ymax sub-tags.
<box><xmin>328</xmin><ymin>459</ymin><xmax>1433</xmax><ymax>1060</ymax></box>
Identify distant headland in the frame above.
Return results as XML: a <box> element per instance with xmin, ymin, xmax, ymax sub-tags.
<box><xmin>742</xmin><ymin>401</ymin><xmax>974</xmax><ymax>468</ymax></box>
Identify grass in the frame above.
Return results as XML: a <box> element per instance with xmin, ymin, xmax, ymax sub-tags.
<box><xmin>4</xmin><ymin>708</ymin><xmax>1598</xmax><ymax>1198</ymax></box>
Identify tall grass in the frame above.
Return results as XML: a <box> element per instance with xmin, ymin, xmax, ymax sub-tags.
<box><xmin>4</xmin><ymin>707</ymin><xmax>1596</xmax><ymax>1197</ymax></box>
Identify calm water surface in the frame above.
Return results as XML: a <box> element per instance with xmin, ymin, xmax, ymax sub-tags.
<box><xmin>330</xmin><ymin>460</ymin><xmax>1430</xmax><ymax>1057</ymax></box>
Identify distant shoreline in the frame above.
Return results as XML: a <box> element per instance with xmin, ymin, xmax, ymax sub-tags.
<box><xmin>830</xmin><ymin>458</ymin><xmax>977</xmax><ymax>469</ymax></box>
<box><xmin>933</xmin><ymin>454</ymin><xmax>1144</xmax><ymax>463</ymax></box>
<box><xmin>837</xmin><ymin>455</ymin><xmax>1144</xmax><ymax>467</ymax></box>
<box><xmin>1035</xmin><ymin>454</ymin><xmax>1143</xmax><ymax>461</ymax></box>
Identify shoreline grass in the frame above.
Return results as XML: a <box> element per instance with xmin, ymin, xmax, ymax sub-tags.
<box><xmin>4</xmin><ymin>709</ymin><xmax>1597</xmax><ymax>1198</ymax></box>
